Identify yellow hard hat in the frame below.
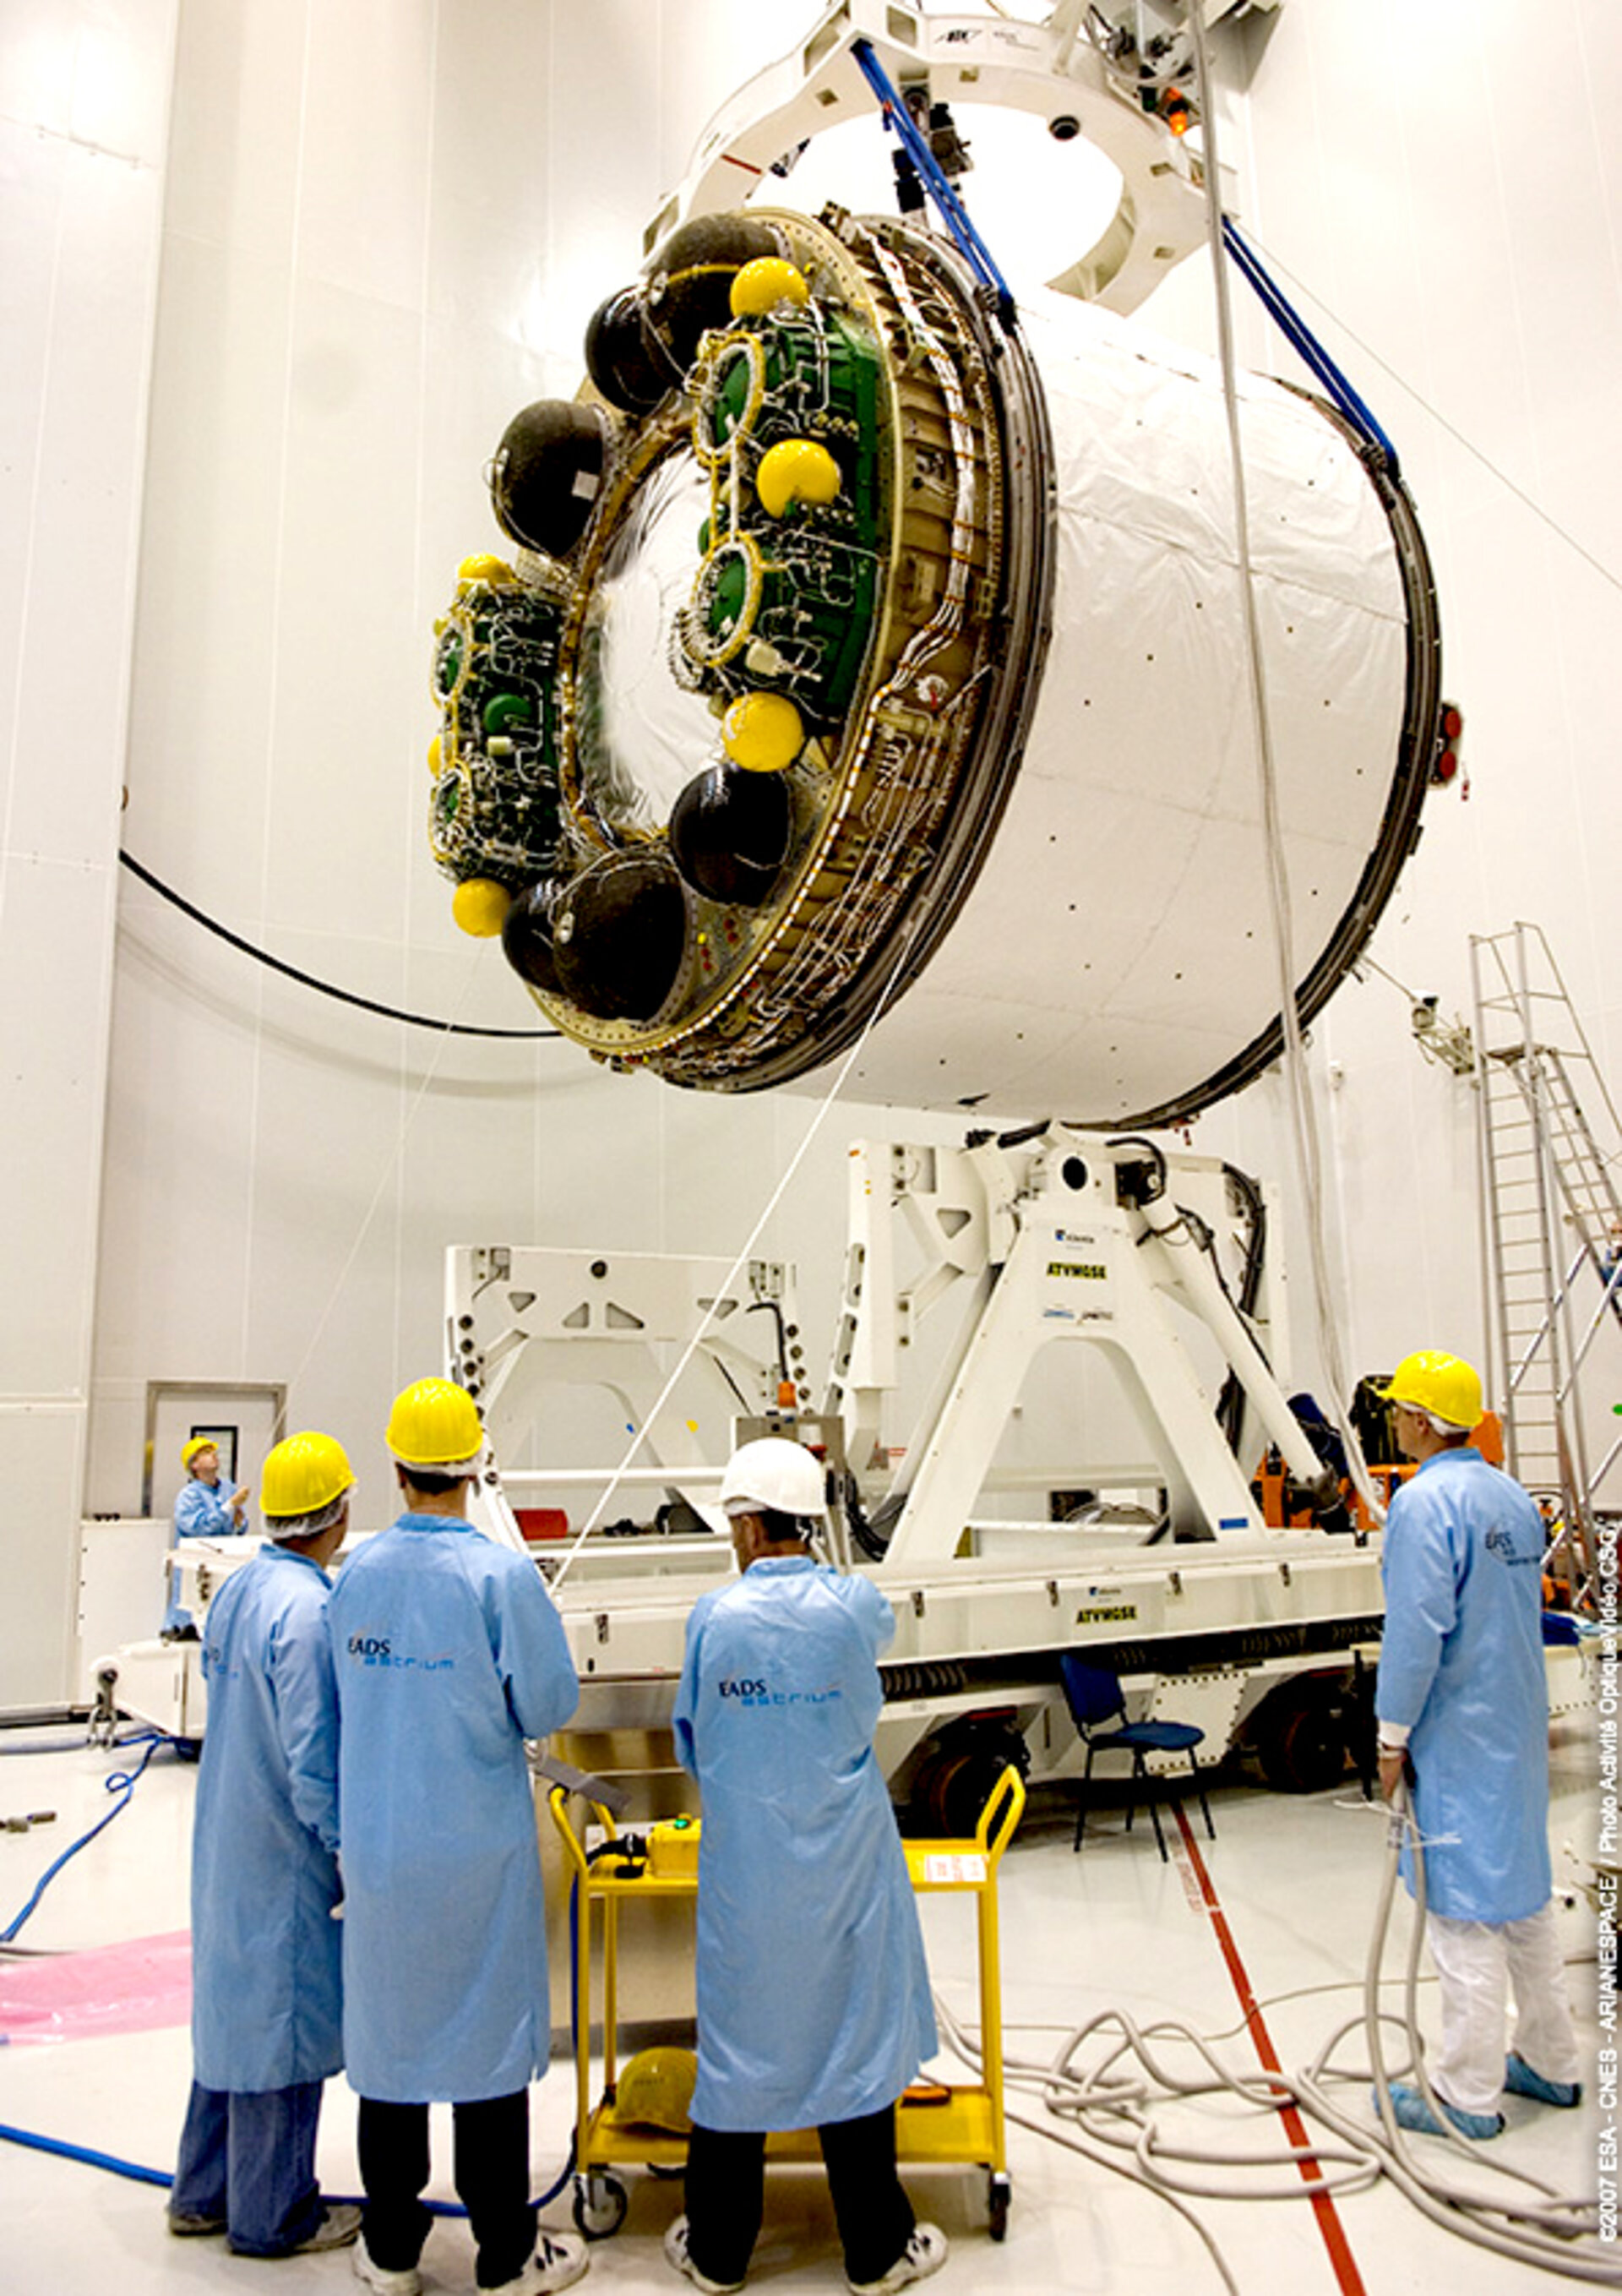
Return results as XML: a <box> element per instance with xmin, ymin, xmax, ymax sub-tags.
<box><xmin>385</xmin><ymin>1377</ymin><xmax>484</xmax><ymax>1471</ymax></box>
<box><xmin>614</xmin><ymin>2045</ymin><xmax>697</xmax><ymax>2134</ymax></box>
<box><xmin>181</xmin><ymin>1436</ymin><xmax>218</xmax><ymax>1470</ymax></box>
<box><xmin>1378</xmin><ymin>1350</ymin><xmax>1483</xmax><ymax>1431</ymax></box>
<box><xmin>261</xmin><ymin>1431</ymin><xmax>356</xmax><ymax>1519</ymax></box>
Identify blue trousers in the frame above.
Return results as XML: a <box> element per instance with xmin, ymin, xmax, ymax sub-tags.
<box><xmin>161</xmin><ymin>1561</ymin><xmax>193</xmax><ymax>1635</ymax></box>
<box><xmin>171</xmin><ymin>2077</ymin><xmax>326</xmax><ymax>2255</ymax></box>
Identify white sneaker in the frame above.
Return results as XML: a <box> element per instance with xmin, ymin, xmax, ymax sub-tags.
<box><xmin>481</xmin><ymin>2231</ymin><xmax>590</xmax><ymax>2294</ymax></box>
<box><xmin>847</xmin><ymin>2223</ymin><xmax>949</xmax><ymax>2296</ymax></box>
<box><xmin>352</xmin><ymin>2232</ymin><xmax>423</xmax><ymax>2295</ymax></box>
<box><xmin>292</xmin><ymin>2204</ymin><xmax>363</xmax><ymax>2254</ymax></box>
<box><xmin>664</xmin><ymin>2215</ymin><xmax>744</xmax><ymax>2294</ymax></box>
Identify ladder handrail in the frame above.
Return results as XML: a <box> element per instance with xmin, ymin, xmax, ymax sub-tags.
<box><xmin>1470</xmin><ymin>922</ymin><xmax>1621</xmax><ymax>1611</ymax></box>
<box><xmin>1475</xmin><ymin>922</ymin><xmax>1622</xmax><ymax>1145</ymax></box>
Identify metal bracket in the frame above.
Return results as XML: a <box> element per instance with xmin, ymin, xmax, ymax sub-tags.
<box><xmin>530</xmin><ymin>1752</ymin><xmax>631</xmax><ymax>1814</ymax></box>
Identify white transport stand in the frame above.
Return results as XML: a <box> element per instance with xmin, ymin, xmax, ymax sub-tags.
<box><xmin>89</xmin><ymin>1132</ymin><xmax>1590</xmax><ymax>1774</ymax></box>
<box><xmin>447</xmin><ymin>1127</ymin><xmax>1507</xmax><ymax>1801</ymax></box>
<box><xmin>85</xmin><ymin>1539</ymin><xmax>264</xmax><ymax>1741</ymax></box>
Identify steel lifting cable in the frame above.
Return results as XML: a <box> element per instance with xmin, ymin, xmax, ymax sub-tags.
<box><xmin>546</xmin><ymin>918</ymin><xmax>925</xmax><ymax>1590</ymax></box>
<box><xmin>1231</xmin><ymin>233</ymin><xmax>1622</xmax><ymax>599</ymax></box>
<box><xmin>1184</xmin><ymin>10</ymin><xmax>1386</xmax><ymax>1531</ymax></box>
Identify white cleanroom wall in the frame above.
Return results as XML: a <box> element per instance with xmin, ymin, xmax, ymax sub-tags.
<box><xmin>1183</xmin><ymin>0</ymin><xmax>1622</xmax><ymax>1405</ymax></box>
<box><xmin>88</xmin><ymin>0</ymin><xmax>904</xmax><ymax>1577</ymax></box>
<box><xmin>0</xmin><ymin>0</ymin><xmax>1613</xmax><ymax>1694</ymax></box>
<box><xmin>0</xmin><ymin>0</ymin><xmax>177</xmax><ymax>1705</ymax></box>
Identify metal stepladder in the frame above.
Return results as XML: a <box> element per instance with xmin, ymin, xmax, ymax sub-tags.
<box><xmin>1471</xmin><ymin>922</ymin><xmax>1622</xmax><ymax>1610</ymax></box>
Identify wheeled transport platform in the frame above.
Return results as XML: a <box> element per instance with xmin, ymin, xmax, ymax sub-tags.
<box><xmin>547</xmin><ymin>1765</ymin><xmax>1025</xmax><ymax>2244</ymax></box>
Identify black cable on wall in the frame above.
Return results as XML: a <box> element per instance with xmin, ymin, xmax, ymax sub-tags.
<box><xmin>118</xmin><ymin>851</ymin><xmax>561</xmax><ymax>1041</ymax></box>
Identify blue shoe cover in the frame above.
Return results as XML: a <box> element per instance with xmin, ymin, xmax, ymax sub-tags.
<box><xmin>1505</xmin><ymin>2053</ymin><xmax>1581</xmax><ymax>2107</ymax></box>
<box><xmin>1375</xmin><ymin>2081</ymin><xmax>1502</xmax><ymax>2140</ymax></box>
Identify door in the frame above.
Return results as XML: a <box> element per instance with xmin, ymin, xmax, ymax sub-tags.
<box><xmin>144</xmin><ymin>1382</ymin><xmax>286</xmax><ymax>1524</ymax></box>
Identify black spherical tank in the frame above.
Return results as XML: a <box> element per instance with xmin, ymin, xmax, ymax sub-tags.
<box><xmin>669</xmin><ymin>764</ymin><xmax>792</xmax><ymax>908</ymax></box>
<box><xmin>489</xmin><ymin>401</ymin><xmax>609</xmax><ymax>560</ymax></box>
<box><xmin>552</xmin><ymin>848</ymin><xmax>688</xmax><ymax>1023</ymax></box>
<box><xmin>500</xmin><ymin>879</ymin><xmax>564</xmax><ymax>995</ymax></box>
<box><xmin>642</xmin><ymin>214</ymin><xmax>784</xmax><ymax>372</ymax></box>
<box><xmin>585</xmin><ymin>285</ymin><xmax>671</xmax><ymax>414</ymax></box>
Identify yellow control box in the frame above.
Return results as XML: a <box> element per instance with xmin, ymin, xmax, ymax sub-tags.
<box><xmin>645</xmin><ymin>1815</ymin><xmax>701</xmax><ymax>1878</ymax></box>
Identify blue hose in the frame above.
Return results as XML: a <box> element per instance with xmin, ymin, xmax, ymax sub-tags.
<box><xmin>2</xmin><ymin>1735</ymin><xmax>174</xmax><ymax>1944</ymax></box>
<box><xmin>0</xmin><ymin>2119</ymin><xmax>575</xmax><ymax>2217</ymax></box>
<box><xmin>0</xmin><ymin>2120</ymin><xmax>173</xmax><ymax>2187</ymax></box>
<box><xmin>2</xmin><ymin>1733</ymin><xmax>575</xmax><ymax>2215</ymax></box>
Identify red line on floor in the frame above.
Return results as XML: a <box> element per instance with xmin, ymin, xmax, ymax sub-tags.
<box><xmin>1173</xmin><ymin>1802</ymin><xmax>1368</xmax><ymax>2296</ymax></box>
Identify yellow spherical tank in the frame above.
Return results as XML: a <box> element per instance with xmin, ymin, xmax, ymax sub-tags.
<box><xmin>729</xmin><ymin>256</ymin><xmax>809</xmax><ymax>317</ymax></box>
<box><xmin>452</xmin><ymin>876</ymin><xmax>514</xmax><ymax>937</ymax></box>
<box><xmin>755</xmin><ymin>438</ymin><xmax>842</xmax><ymax>519</ymax></box>
<box><xmin>721</xmin><ymin>691</ymin><xmax>803</xmax><ymax>774</ymax></box>
<box><xmin>456</xmin><ymin>552</ymin><xmax>515</xmax><ymax>588</ymax></box>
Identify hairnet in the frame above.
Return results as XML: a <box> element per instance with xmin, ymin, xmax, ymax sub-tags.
<box><xmin>266</xmin><ymin>1492</ymin><xmax>350</xmax><ymax>1542</ymax></box>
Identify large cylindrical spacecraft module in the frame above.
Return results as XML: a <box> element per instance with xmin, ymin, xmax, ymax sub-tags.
<box><xmin>429</xmin><ymin>205</ymin><xmax>1439</xmax><ymax>1124</ymax></box>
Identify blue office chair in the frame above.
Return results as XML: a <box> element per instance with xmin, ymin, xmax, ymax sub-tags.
<box><xmin>1059</xmin><ymin>1654</ymin><xmax>1216</xmax><ymax>1862</ymax></box>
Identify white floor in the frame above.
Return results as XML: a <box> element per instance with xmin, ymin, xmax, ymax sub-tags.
<box><xmin>0</xmin><ymin>1714</ymin><xmax>1606</xmax><ymax>2295</ymax></box>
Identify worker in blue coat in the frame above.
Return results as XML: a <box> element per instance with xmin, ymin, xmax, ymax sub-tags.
<box><xmin>169</xmin><ymin>1430</ymin><xmax>361</xmax><ymax>2256</ymax></box>
<box><xmin>667</xmin><ymin>1438</ymin><xmax>946</xmax><ymax>2296</ymax></box>
<box><xmin>329</xmin><ymin>1377</ymin><xmax>587</xmax><ymax>2296</ymax></box>
<box><xmin>164</xmin><ymin>1435</ymin><xmax>250</xmax><ymax>1635</ymax></box>
<box><xmin>1374</xmin><ymin>1350</ymin><xmax>1581</xmax><ymax>2140</ymax></box>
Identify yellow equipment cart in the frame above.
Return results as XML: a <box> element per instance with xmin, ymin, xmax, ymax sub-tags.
<box><xmin>547</xmin><ymin>1764</ymin><xmax>1024</xmax><ymax>2244</ymax></box>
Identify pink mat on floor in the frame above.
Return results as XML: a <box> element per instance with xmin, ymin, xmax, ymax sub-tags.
<box><xmin>0</xmin><ymin>1932</ymin><xmax>191</xmax><ymax>2044</ymax></box>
